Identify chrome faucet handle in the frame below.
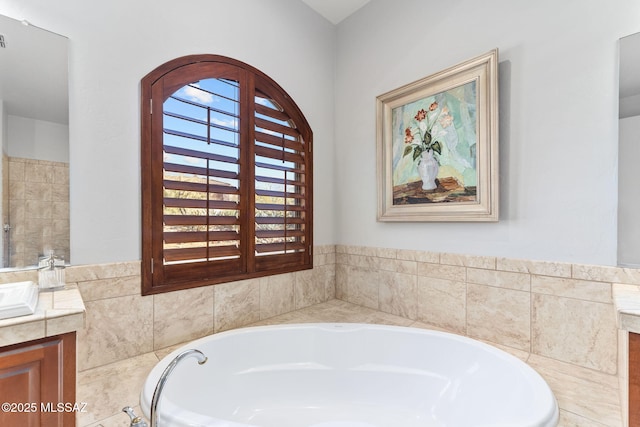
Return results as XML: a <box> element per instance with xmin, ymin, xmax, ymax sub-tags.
<box><xmin>122</xmin><ymin>406</ymin><xmax>148</xmax><ymax>427</ymax></box>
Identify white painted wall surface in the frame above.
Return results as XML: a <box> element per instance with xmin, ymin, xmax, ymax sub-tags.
<box><xmin>0</xmin><ymin>0</ymin><xmax>337</xmax><ymax>265</ymax></box>
<box><xmin>334</xmin><ymin>0</ymin><xmax>640</xmax><ymax>265</ymax></box>
<box><xmin>1</xmin><ymin>0</ymin><xmax>638</xmax><ymax>266</ymax></box>
<box><xmin>618</xmin><ymin>115</ymin><xmax>640</xmax><ymax>267</ymax></box>
<box><xmin>7</xmin><ymin>115</ymin><xmax>69</xmax><ymax>163</ymax></box>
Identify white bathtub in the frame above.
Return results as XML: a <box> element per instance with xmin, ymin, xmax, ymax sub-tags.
<box><xmin>140</xmin><ymin>323</ymin><xmax>559</xmax><ymax>427</ymax></box>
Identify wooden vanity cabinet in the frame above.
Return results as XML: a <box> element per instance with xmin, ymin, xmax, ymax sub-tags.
<box><xmin>630</xmin><ymin>332</ymin><xmax>640</xmax><ymax>426</ymax></box>
<box><xmin>0</xmin><ymin>332</ymin><xmax>76</xmax><ymax>427</ymax></box>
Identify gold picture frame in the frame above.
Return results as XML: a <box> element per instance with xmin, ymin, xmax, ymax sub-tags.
<box><xmin>376</xmin><ymin>49</ymin><xmax>499</xmax><ymax>222</ymax></box>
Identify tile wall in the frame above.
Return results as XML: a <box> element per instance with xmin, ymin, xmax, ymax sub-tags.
<box><xmin>6</xmin><ymin>157</ymin><xmax>70</xmax><ymax>268</ymax></box>
<box><xmin>65</xmin><ymin>242</ymin><xmax>636</xmax><ymax>376</ymax></box>
<box><xmin>71</xmin><ymin>245</ymin><xmax>336</xmax><ymax>371</ymax></box>
<box><xmin>3</xmin><ymin>242</ymin><xmax>637</xmax><ymax>425</ymax></box>
<box><xmin>335</xmin><ymin>245</ymin><xmax>640</xmax><ymax>376</ymax></box>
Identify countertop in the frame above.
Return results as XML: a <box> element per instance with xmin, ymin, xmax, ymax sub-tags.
<box><xmin>0</xmin><ymin>284</ymin><xmax>85</xmax><ymax>347</ymax></box>
<box><xmin>613</xmin><ymin>283</ymin><xmax>640</xmax><ymax>334</ymax></box>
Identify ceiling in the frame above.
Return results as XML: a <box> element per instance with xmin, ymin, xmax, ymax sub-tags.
<box><xmin>301</xmin><ymin>0</ymin><xmax>370</xmax><ymax>25</ymax></box>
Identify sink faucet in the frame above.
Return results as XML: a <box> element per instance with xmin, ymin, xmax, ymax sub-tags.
<box><xmin>123</xmin><ymin>348</ymin><xmax>208</xmax><ymax>427</ymax></box>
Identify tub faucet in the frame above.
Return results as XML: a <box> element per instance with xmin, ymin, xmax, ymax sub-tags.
<box><xmin>122</xmin><ymin>349</ymin><xmax>207</xmax><ymax>427</ymax></box>
<box><xmin>122</xmin><ymin>406</ymin><xmax>147</xmax><ymax>427</ymax></box>
<box><xmin>150</xmin><ymin>349</ymin><xmax>208</xmax><ymax>427</ymax></box>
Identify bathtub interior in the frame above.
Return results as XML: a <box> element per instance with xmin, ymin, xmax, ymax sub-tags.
<box><xmin>141</xmin><ymin>323</ymin><xmax>559</xmax><ymax>427</ymax></box>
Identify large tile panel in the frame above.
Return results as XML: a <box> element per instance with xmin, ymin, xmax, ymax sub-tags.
<box><xmin>466</xmin><ymin>283</ymin><xmax>531</xmax><ymax>351</ymax></box>
<box><xmin>532</xmin><ymin>293</ymin><xmax>617</xmax><ymax>374</ymax></box>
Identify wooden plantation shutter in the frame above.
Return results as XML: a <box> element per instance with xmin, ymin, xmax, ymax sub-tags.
<box><xmin>141</xmin><ymin>55</ymin><xmax>313</xmax><ymax>295</ymax></box>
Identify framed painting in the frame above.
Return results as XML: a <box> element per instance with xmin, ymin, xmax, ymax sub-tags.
<box><xmin>376</xmin><ymin>49</ymin><xmax>499</xmax><ymax>222</ymax></box>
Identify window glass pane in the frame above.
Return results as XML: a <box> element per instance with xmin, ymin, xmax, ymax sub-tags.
<box><xmin>162</xmin><ymin>78</ymin><xmax>242</xmax><ymax>264</ymax></box>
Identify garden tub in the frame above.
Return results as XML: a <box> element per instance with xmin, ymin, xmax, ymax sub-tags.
<box><xmin>141</xmin><ymin>323</ymin><xmax>558</xmax><ymax>426</ymax></box>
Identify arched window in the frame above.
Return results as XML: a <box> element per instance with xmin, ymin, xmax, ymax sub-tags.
<box><xmin>141</xmin><ymin>55</ymin><xmax>313</xmax><ymax>295</ymax></box>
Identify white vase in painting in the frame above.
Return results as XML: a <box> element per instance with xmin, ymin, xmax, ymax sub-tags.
<box><xmin>417</xmin><ymin>150</ymin><xmax>439</xmax><ymax>190</ymax></box>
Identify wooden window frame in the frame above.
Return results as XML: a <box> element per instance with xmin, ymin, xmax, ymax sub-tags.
<box><xmin>141</xmin><ymin>55</ymin><xmax>313</xmax><ymax>295</ymax></box>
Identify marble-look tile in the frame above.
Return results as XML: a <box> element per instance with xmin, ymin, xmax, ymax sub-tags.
<box><xmin>532</xmin><ymin>275</ymin><xmax>611</xmax><ymax>303</ymax></box>
<box><xmin>214</xmin><ymin>278</ymin><xmax>260</xmax><ymax>332</ymax></box>
<box><xmin>76</xmin><ymin>353</ymin><xmax>158</xmax><ymax>426</ymax></box>
<box><xmin>66</xmin><ymin>261</ymin><xmax>140</xmax><ymax>283</ymax></box>
<box><xmin>303</xmin><ymin>264</ymin><xmax>335</xmax><ymax>303</ymax></box>
<box><xmin>409</xmin><ymin>320</ymin><xmax>459</xmax><ymax>334</ymax></box>
<box><xmin>529</xmin><ymin>358</ymin><xmax>621</xmax><ymax>426</ymax></box>
<box><xmin>373</xmin><ymin>246</ymin><xmax>397</xmax><ymax>259</ymax></box>
<box><xmin>0</xmin><ymin>320</ymin><xmax>45</xmax><ymax>346</ymax></box>
<box><xmin>416</xmin><ymin>277</ymin><xmax>466</xmax><ymax>334</ymax></box>
<box><xmin>613</xmin><ymin>284</ymin><xmax>640</xmax><ymax>333</ymax></box>
<box><xmin>347</xmin><ymin>254</ymin><xmax>379</xmax><ymax>270</ymax></box>
<box><xmin>335</xmin><ymin>252</ymin><xmax>349</xmax><ymax>265</ymax></box>
<box><xmin>314</xmin><ymin>252</ymin><xmax>335</xmax><ymax>266</ymax></box>
<box><xmin>396</xmin><ymin>249</ymin><xmax>439</xmax><ymax>263</ymax></box>
<box><xmin>153</xmin><ymin>286</ymin><xmax>214</xmax><ymax>350</ymax></box>
<box><xmin>528</xmin><ymin>353</ymin><xmax>619</xmax><ymax>389</ymax></box>
<box><xmin>378</xmin><ymin>258</ymin><xmax>417</xmax><ymax>275</ymax></box>
<box><xmin>0</xmin><ymin>269</ymin><xmax>38</xmax><ymax>284</ymax></box>
<box><xmin>313</xmin><ymin>244</ymin><xmax>336</xmax><ymax>255</ymax></box>
<box><xmin>51</xmin><ymin>285</ymin><xmax>86</xmax><ymax>309</ymax></box>
<box><xmin>78</xmin><ymin>276</ymin><xmax>140</xmax><ymax>302</ymax></box>
<box><xmin>416</xmin><ymin>262</ymin><xmax>466</xmax><ymax>282</ymax></box>
<box><xmin>342</xmin><ymin>265</ymin><xmax>378</xmax><ymax>309</ymax></box>
<box><xmin>77</xmin><ymin>295</ymin><xmax>153</xmax><ymax>371</ymax></box>
<box><xmin>46</xmin><ymin>312</ymin><xmax>85</xmax><ymax>336</ymax></box>
<box><xmin>440</xmin><ymin>252</ymin><xmax>496</xmax><ymax>269</ymax></box>
<box><xmin>466</xmin><ymin>283</ymin><xmax>531</xmax><ymax>351</ymax></box>
<box><xmin>335</xmin><ymin>263</ymin><xmax>348</xmax><ymax>300</ymax></box>
<box><xmin>497</xmin><ymin>257</ymin><xmax>572</xmax><ymax>278</ymax></box>
<box><xmin>260</xmin><ymin>273</ymin><xmax>295</xmax><ymax>319</ymax></box>
<box><xmin>573</xmin><ymin>263</ymin><xmax>640</xmax><ymax>285</ymax></box>
<box><xmin>378</xmin><ymin>270</ymin><xmax>417</xmax><ymax>319</ymax></box>
<box><xmin>466</xmin><ymin>268</ymin><xmax>530</xmax><ymax>291</ymax></box>
<box><xmin>320</xmin><ymin>264</ymin><xmax>336</xmax><ymax>300</ymax></box>
<box><xmin>250</xmin><ymin>299</ymin><xmax>413</xmax><ymax>327</ymax></box>
<box><xmin>295</xmin><ymin>269</ymin><xmax>325</xmax><ymax>310</ymax></box>
<box><xmin>558</xmin><ymin>410</ymin><xmax>614</xmax><ymax>426</ymax></box>
<box><xmin>531</xmin><ymin>294</ymin><xmax>617</xmax><ymax>374</ymax></box>
<box><xmin>154</xmin><ymin>340</ymin><xmax>195</xmax><ymax>361</ymax></box>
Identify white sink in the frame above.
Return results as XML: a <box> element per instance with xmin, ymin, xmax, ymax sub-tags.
<box><xmin>0</xmin><ymin>281</ymin><xmax>39</xmax><ymax>320</ymax></box>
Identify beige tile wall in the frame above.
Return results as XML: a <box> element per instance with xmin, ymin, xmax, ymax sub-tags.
<box><xmin>6</xmin><ymin>157</ymin><xmax>70</xmax><ymax>268</ymax></box>
<box><xmin>69</xmin><ymin>245</ymin><xmax>336</xmax><ymax>372</ymax></box>
<box><xmin>3</xmin><ymin>242</ymin><xmax>633</xmax><ymax>424</ymax></box>
<box><xmin>336</xmin><ymin>245</ymin><xmax>623</xmax><ymax>375</ymax></box>
<box><xmin>3</xmin><ymin>243</ymin><xmax>635</xmax><ymax>425</ymax></box>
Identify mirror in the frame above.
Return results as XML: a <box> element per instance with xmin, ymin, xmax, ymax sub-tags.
<box><xmin>0</xmin><ymin>14</ymin><xmax>69</xmax><ymax>269</ymax></box>
<box><xmin>618</xmin><ymin>31</ymin><xmax>640</xmax><ymax>267</ymax></box>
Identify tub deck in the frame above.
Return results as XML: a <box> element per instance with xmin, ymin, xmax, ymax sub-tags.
<box><xmin>76</xmin><ymin>299</ymin><xmax>622</xmax><ymax>427</ymax></box>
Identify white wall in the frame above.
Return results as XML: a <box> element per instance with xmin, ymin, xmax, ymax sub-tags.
<box><xmin>6</xmin><ymin>115</ymin><xmax>68</xmax><ymax>163</ymax></box>
<box><xmin>334</xmin><ymin>0</ymin><xmax>640</xmax><ymax>265</ymax></box>
<box><xmin>2</xmin><ymin>0</ymin><xmax>638</xmax><ymax>267</ymax></box>
<box><xmin>0</xmin><ymin>0</ymin><xmax>337</xmax><ymax>265</ymax></box>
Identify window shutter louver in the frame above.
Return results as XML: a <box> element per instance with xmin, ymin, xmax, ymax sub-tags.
<box><xmin>142</xmin><ymin>55</ymin><xmax>312</xmax><ymax>295</ymax></box>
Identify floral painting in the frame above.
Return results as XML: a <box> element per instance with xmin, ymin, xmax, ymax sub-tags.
<box><xmin>376</xmin><ymin>49</ymin><xmax>499</xmax><ymax>222</ymax></box>
<box><xmin>391</xmin><ymin>81</ymin><xmax>477</xmax><ymax>205</ymax></box>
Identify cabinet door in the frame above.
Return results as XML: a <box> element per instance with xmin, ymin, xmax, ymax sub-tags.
<box><xmin>630</xmin><ymin>332</ymin><xmax>640</xmax><ymax>427</ymax></box>
<box><xmin>0</xmin><ymin>332</ymin><xmax>76</xmax><ymax>427</ymax></box>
